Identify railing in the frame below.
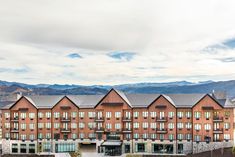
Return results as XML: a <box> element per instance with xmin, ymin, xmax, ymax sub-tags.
<box><xmin>213</xmin><ymin>116</ymin><xmax>223</xmax><ymax>122</ymax></box>
<box><xmin>60</xmin><ymin>128</ymin><xmax>71</xmax><ymax>132</ymax></box>
<box><xmin>60</xmin><ymin>117</ymin><xmax>71</xmax><ymax>122</ymax></box>
<box><xmin>122</xmin><ymin>128</ymin><xmax>132</xmax><ymax>133</ymax></box>
<box><xmin>122</xmin><ymin>117</ymin><xmax>132</xmax><ymax>121</ymax></box>
<box><xmin>94</xmin><ymin>127</ymin><xmax>105</xmax><ymax>132</ymax></box>
<box><xmin>213</xmin><ymin>128</ymin><xmax>223</xmax><ymax>133</ymax></box>
<box><xmin>10</xmin><ymin>128</ymin><xmax>19</xmax><ymax>132</ymax></box>
<box><xmin>95</xmin><ymin>117</ymin><xmax>104</xmax><ymax>121</ymax></box>
<box><xmin>11</xmin><ymin>117</ymin><xmax>19</xmax><ymax>121</ymax></box>
<box><xmin>156</xmin><ymin>117</ymin><xmax>168</xmax><ymax>122</ymax></box>
<box><xmin>157</xmin><ymin>128</ymin><xmax>168</xmax><ymax>133</ymax></box>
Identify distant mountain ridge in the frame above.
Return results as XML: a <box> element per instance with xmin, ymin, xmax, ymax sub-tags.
<box><xmin>0</xmin><ymin>80</ymin><xmax>235</xmax><ymax>98</ymax></box>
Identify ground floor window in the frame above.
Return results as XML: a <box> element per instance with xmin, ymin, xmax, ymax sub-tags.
<box><xmin>152</xmin><ymin>144</ymin><xmax>173</xmax><ymax>154</ymax></box>
<box><xmin>20</xmin><ymin>144</ymin><xmax>27</xmax><ymax>153</ymax></box>
<box><xmin>135</xmin><ymin>143</ymin><xmax>146</xmax><ymax>152</ymax></box>
<box><xmin>29</xmin><ymin>144</ymin><xmax>35</xmax><ymax>153</ymax></box>
<box><xmin>12</xmin><ymin>143</ymin><xmax>18</xmax><ymax>153</ymax></box>
<box><xmin>55</xmin><ymin>143</ymin><xmax>75</xmax><ymax>153</ymax></box>
<box><xmin>104</xmin><ymin>146</ymin><xmax>122</xmax><ymax>156</ymax></box>
<box><xmin>178</xmin><ymin>144</ymin><xmax>183</xmax><ymax>154</ymax></box>
<box><xmin>125</xmin><ymin>144</ymin><xmax>130</xmax><ymax>153</ymax></box>
<box><xmin>43</xmin><ymin>142</ymin><xmax>51</xmax><ymax>152</ymax></box>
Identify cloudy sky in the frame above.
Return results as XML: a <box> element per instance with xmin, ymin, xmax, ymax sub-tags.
<box><xmin>1</xmin><ymin>0</ymin><xmax>235</xmax><ymax>85</ymax></box>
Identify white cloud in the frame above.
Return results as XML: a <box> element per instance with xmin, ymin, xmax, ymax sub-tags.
<box><xmin>0</xmin><ymin>0</ymin><xmax>235</xmax><ymax>85</ymax></box>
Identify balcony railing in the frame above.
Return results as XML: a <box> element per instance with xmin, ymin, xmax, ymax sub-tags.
<box><xmin>122</xmin><ymin>128</ymin><xmax>132</xmax><ymax>133</ymax></box>
<box><xmin>156</xmin><ymin>117</ymin><xmax>168</xmax><ymax>122</ymax></box>
<box><xmin>122</xmin><ymin>117</ymin><xmax>132</xmax><ymax>121</ymax></box>
<box><xmin>213</xmin><ymin>128</ymin><xmax>223</xmax><ymax>134</ymax></box>
<box><xmin>10</xmin><ymin>128</ymin><xmax>19</xmax><ymax>132</ymax></box>
<box><xmin>95</xmin><ymin>127</ymin><xmax>104</xmax><ymax>132</ymax></box>
<box><xmin>11</xmin><ymin>117</ymin><xmax>19</xmax><ymax>121</ymax></box>
<box><xmin>157</xmin><ymin>128</ymin><xmax>168</xmax><ymax>134</ymax></box>
<box><xmin>60</xmin><ymin>117</ymin><xmax>71</xmax><ymax>122</ymax></box>
<box><xmin>213</xmin><ymin>116</ymin><xmax>223</xmax><ymax>122</ymax></box>
<box><xmin>61</xmin><ymin>128</ymin><xmax>71</xmax><ymax>133</ymax></box>
<box><xmin>95</xmin><ymin>117</ymin><xmax>104</xmax><ymax>122</ymax></box>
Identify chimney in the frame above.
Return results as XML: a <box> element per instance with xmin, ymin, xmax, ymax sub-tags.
<box><xmin>16</xmin><ymin>92</ymin><xmax>23</xmax><ymax>100</ymax></box>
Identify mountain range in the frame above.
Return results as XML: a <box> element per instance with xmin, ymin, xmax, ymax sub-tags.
<box><xmin>0</xmin><ymin>80</ymin><xmax>235</xmax><ymax>98</ymax></box>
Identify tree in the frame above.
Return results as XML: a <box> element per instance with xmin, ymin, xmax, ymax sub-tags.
<box><xmin>70</xmin><ymin>144</ymin><xmax>82</xmax><ymax>157</ymax></box>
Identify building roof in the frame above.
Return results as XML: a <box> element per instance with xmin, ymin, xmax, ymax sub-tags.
<box><xmin>1</xmin><ymin>89</ymin><xmax>234</xmax><ymax>109</ymax></box>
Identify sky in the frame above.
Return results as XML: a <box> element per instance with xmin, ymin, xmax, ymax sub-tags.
<box><xmin>1</xmin><ymin>0</ymin><xmax>235</xmax><ymax>85</ymax></box>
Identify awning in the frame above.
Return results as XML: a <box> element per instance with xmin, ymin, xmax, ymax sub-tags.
<box><xmin>101</xmin><ymin>141</ymin><xmax>122</xmax><ymax>146</ymax></box>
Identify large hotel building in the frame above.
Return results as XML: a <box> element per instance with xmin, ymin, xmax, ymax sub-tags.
<box><xmin>0</xmin><ymin>89</ymin><xmax>235</xmax><ymax>155</ymax></box>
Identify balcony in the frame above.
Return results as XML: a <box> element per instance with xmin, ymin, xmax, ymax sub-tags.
<box><xmin>95</xmin><ymin>117</ymin><xmax>104</xmax><ymax>122</ymax></box>
<box><xmin>213</xmin><ymin>116</ymin><xmax>223</xmax><ymax>122</ymax></box>
<box><xmin>61</xmin><ymin>128</ymin><xmax>71</xmax><ymax>133</ymax></box>
<box><xmin>156</xmin><ymin>117</ymin><xmax>168</xmax><ymax>122</ymax></box>
<box><xmin>157</xmin><ymin>128</ymin><xmax>168</xmax><ymax>134</ymax></box>
<box><xmin>95</xmin><ymin>127</ymin><xmax>104</xmax><ymax>133</ymax></box>
<box><xmin>122</xmin><ymin>128</ymin><xmax>132</xmax><ymax>133</ymax></box>
<box><xmin>213</xmin><ymin>128</ymin><xmax>223</xmax><ymax>134</ymax></box>
<box><xmin>11</xmin><ymin>117</ymin><xmax>19</xmax><ymax>122</ymax></box>
<box><xmin>122</xmin><ymin>117</ymin><xmax>132</xmax><ymax>122</ymax></box>
<box><xmin>10</xmin><ymin>128</ymin><xmax>19</xmax><ymax>132</ymax></box>
<box><xmin>60</xmin><ymin>117</ymin><xmax>71</xmax><ymax>122</ymax></box>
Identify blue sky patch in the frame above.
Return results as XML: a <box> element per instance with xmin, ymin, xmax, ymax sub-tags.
<box><xmin>67</xmin><ymin>53</ymin><xmax>82</xmax><ymax>59</ymax></box>
<box><xmin>108</xmin><ymin>51</ymin><xmax>136</xmax><ymax>61</ymax></box>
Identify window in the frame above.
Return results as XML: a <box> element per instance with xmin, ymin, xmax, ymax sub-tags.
<box><xmin>225</xmin><ymin>111</ymin><xmax>230</xmax><ymax>117</ymax></box>
<box><xmin>97</xmin><ymin>112</ymin><xmax>103</xmax><ymax>119</ymax></box>
<box><xmin>29</xmin><ymin>134</ymin><xmax>35</xmax><ymax>140</ymax></box>
<box><xmin>177</xmin><ymin>112</ymin><xmax>183</xmax><ymax>118</ymax></box>
<box><xmin>186</xmin><ymin>134</ymin><xmax>192</xmax><ymax>140</ymax></box>
<box><xmin>125</xmin><ymin>112</ymin><xmax>131</xmax><ymax>118</ymax></box>
<box><xmin>115</xmin><ymin>112</ymin><xmax>121</xmax><ymax>118</ymax></box>
<box><xmin>177</xmin><ymin>123</ymin><xmax>183</xmax><ymax>129</ymax></box>
<box><xmin>133</xmin><ymin>133</ymin><xmax>139</xmax><ymax>139</ymax></box>
<box><xmin>38</xmin><ymin>133</ymin><xmax>43</xmax><ymax>139</ymax></box>
<box><xmin>178</xmin><ymin>134</ymin><xmax>183</xmax><ymax>140</ymax></box>
<box><xmin>45</xmin><ymin>123</ymin><xmax>51</xmax><ymax>129</ymax></box>
<box><xmin>142</xmin><ymin>111</ymin><xmax>148</xmax><ymax>118</ymax></box>
<box><xmin>62</xmin><ymin>112</ymin><xmax>68</xmax><ymax>119</ymax></box>
<box><xmin>21</xmin><ymin>134</ymin><xmax>26</xmax><ymax>140</ymax></box>
<box><xmin>88</xmin><ymin>122</ymin><xmax>95</xmax><ymax>129</ymax></box>
<box><xmin>150</xmin><ymin>134</ymin><xmax>157</xmax><ymax>139</ymax></box>
<box><xmin>106</xmin><ymin>123</ymin><xmax>112</xmax><ymax>129</ymax></box>
<box><xmin>194</xmin><ymin>112</ymin><xmax>201</xmax><ymax>119</ymax></box>
<box><xmin>4</xmin><ymin>112</ymin><xmax>10</xmax><ymax>119</ymax></box>
<box><xmin>21</xmin><ymin>123</ymin><xmax>26</xmax><ymax>130</ymax></box>
<box><xmin>45</xmin><ymin>112</ymin><xmax>51</xmax><ymax>118</ymax></box>
<box><xmin>20</xmin><ymin>112</ymin><xmax>26</xmax><ymax>119</ymax></box>
<box><xmin>72</xmin><ymin>133</ymin><xmax>77</xmax><ymax>139</ymax></box>
<box><xmin>71</xmin><ymin>112</ymin><xmax>77</xmax><ymax>118</ymax></box>
<box><xmin>88</xmin><ymin>133</ymin><xmax>95</xmax><ymax>139</ymax></box>
<box><xmin>150</xmin><ymin>112</ymin><xmax>156</xmax><ymax>118</ymax></box>
<box><xmin>106</xmin><ymin>112</ymin><xmax>111</xmax><ymax>118</ymax></box>
<box><xmin>160</xmin><ymin>112</ymin><xmax>165</xmax><ymax>119</ymax></box>
<box><xmin>71</xmin><ymin>123</ymin><xmax>77</xmax><ymax>129</ymax></box>
<box><xmin>79</xmin><ymin>133</ymin><xmax>85</xmax><ymax>139</ymax></box>
<box><xmin>38</xmin><ymin>112</ymin><xmax>43</xmax><ymax>118</ymax></box>
<box><xmin>38</xmin><ymin>123</ymin><xmax>44</xmax><ymax>129</ymax></box>
<box><xmin>133</xmin><ymin>112</ymin><xmax>139</xmax><ymax>118</ymax></box>
<box><xmin>204</xmin><ymin>124</ymin><xmax>211</xmax><ymax>130</ymax></box>
<box><xmin>79</xmin><ymin>123</ymin><xmax>85</xmax><ymax>128</ymax></box>
<box><xmin>143</xmin><ymin>133</ymin><xmax>148</xmax><ymax>139</ymax></box>
<box><xmin>204</xmin><ymin>112</ymin><xmax>211</xmax><ymax>119</ymax></box>
<box><xmin>29</xmin><ymin>113</ymin><xmax>35</xmax><ymax>119</ymax></box>
<box><xmin>88</xmin><ymin>112</ymin><xmax>95</xmax><ymax>118</ymax></box>
<box><xmin>142</xmin><ymin>122</ymin><xmax>148</xmax><ymax>129</ymax></box>
<box><xmin>46</xmin><ymin>133</ymin><xmax>51</xmax><ymax>139</ymax></box>
<box><xmin>54</xmin><ymin>123</ymin><xmax>60</xmax><ymax>129</ymax></box>
<box><xmin>133</xmin><ymin>122</ymin><xmax>139</xmax><ymax>129</ymax></box>
<box><xmin>13</xmin><ymin>123</ymin><xmax>18</xmax><ymax>129</ymax></box>
<box><xmin>194</xmin><ymin>124</ymin><xmax>201</xmax><ymax>130</ymax></box>
<box><xmin>168</xmin><ymin>112</ymin><xmax>174</xmax><ymax>118</ymax></box>
<box><xmin>115</xmin><ymin>123</ymin><xmax>121</xmax><ymax>129</ymax></box>
<box><xmin>224</xmin><ymin>123</ymin><xmax>230</xmax><ymax>129</ymax></box>
<box><xmin>160</xmin><ymin>134</ymin><xmax>164</xmax><ymax>140</ymax></box>
<box><xmin>79</xmin><ymin>112</ymin><xmax>84</xmax><ymax>118</ymax></box>
<box><xmin>54</xmin><ymin>112</ymin><xmax>60</xmax><ymax>118</ymax></box>
<box><xmin>160</xmin><ymin>123</ymin><xmax>165</xmax><ymax>130</ymax></box>
<box><xmin>185</xmin><ymin>122</ymin><xmax>192</xmax><ymax>129</ymax></box>
<box><xmin>150</xmin><ymin>123</ymin><xmax>157</xmax><ymax>129</ymax></box>
<box><xmin>29</xmin><ymin>123</ymin><xmax>35</xmax><ymax>130</ymax></box>
<box><xmin>5</xmin><ymin>123</ymin><xmax>10</xmax><ymax>129</ymax></box>
<box><xmin>169</xmin><ymin>134</ymin><xmax>174</xmax><ymax>140</ymax></box>
<box><xmin>224</xmin><ymin>134</ymin><xmax>230</xmax><ymax>140</ymax></box>
<box><xmin>195</xmin><ymin>135</ymin><xmax>201</xmax><ymax>142</ymax></box>
<box><xmin>5</xmin><ymin>133</ymin><xmax>10</xmax><ymax>139</ymax></box>
<box><xmin>12</xmin><ymin>143</ymin><xmax>18</xmax><ymax>153</ymax></box>
<box><xmin>185</xmin><ymin>111</ymin><xmax>192</xmax><ymax>118</ymax></box>
<box><xmin>168</xmin><ymin>123</ymin><xmax>174</xmax><ymax>129</ymax></box>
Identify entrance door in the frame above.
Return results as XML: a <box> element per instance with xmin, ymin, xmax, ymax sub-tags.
<box><xmin>125</xmin><ymin>144</ymin><xmax>130</xmax><ymax>153</ymax></box>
